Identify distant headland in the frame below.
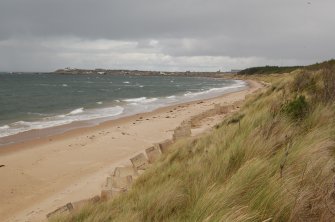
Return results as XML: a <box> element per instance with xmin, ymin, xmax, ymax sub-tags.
<box><xmin>53</xmin><ymin>67</ymin><xmax>237</xmax><ymax>77</ymax></box>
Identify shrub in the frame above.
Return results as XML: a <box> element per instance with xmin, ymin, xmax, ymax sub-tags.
<box><xmin>282</xmin><ymin>95</ymin><xmax>308</xmax><ymax>121</ymax></box>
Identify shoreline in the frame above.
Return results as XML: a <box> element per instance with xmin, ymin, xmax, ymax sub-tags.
<box><xmin>0</xmin><ymin>78</ymin><xmax>246</xmax><ymax>148</ymax></box>
<box><xmin>0</xmin><ymin>81</ymin><xmax>247</xmax><ymax>154</ymax></box>
<box><xmin>0</xmin><ymin>80</ymin><xmax>262</xmax><ymax>222</ymax></box>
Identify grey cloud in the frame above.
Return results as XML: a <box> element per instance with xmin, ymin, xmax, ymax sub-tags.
<box><xmin>0</xmin><ymin>0</ymin><xmax>334</xmax><ymax>71</ymax></box>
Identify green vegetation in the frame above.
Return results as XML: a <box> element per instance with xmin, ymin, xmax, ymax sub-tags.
<box><xmin>54</xmin><ymin>65</ymin><xmax>335</xmax><ymax>222</ymax></box>
<box><xmin>281</xmin><ymin>95</ymin><xmax>308</xmax><ymax>121</ymax></box>
<box><xmin>306</xmin><ymin>59</ymin><xmax>335</xmax><ymax>71</ymax></box>
<box><xmin>238</xmin><ymin>59</ymin><xmax>335</xmax><ymax>75</ymax></box>
<box><xmin>238</xmin><ymin>65</ymin><xmax>302</xmax><ymax>75</ymax></box>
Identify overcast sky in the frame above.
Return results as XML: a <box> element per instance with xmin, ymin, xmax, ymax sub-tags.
<box><xmin>0</xmin><ymin>0</ymin><xmax>334</xmax><ymax>72</ymax></box>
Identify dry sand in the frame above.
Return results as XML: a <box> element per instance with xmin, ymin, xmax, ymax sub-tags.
<box><xmin>0</xmin><ymin>80</ymin><xmax>262</xmax><ymax>222</ymax></box>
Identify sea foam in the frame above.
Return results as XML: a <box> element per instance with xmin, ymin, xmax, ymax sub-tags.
<box><xmin>0</xmin><ymin>106</ymin><xmax>124</xmax><ymax>138</ymax></box>
<box><xmin>0</xmin><ymin>125</ymin><xmax>9</xmax><ymax>130</ymax></box>
<box><xmin>123</xmin><ymin>97</ymin><xmax>158</xmax><ymax>104</ymax></box>
<box><xmin>123</xmin><ymin>97</ymin><xmax>147</xmax><ymax>102</ymax></box>
<box><xmin>68</xmin><ymin>108</ymin><xmax>84</xmax><ymax>115</ymax></box>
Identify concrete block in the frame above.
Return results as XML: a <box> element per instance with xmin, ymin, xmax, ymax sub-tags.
<box><xmin>100</xmin><ymin>189</ymin><xmax>113</xmax><ymax>201</ymax></box>
<box><xmin>108</xmin><ymin>175</ymin><xmax>133</xmax><ymax>189</ymax></box>
<box><xmin>46</xmin><ymin>203</ymin><xmax>73</xmax><ymax>219</ymax></box>
<box><xmin>72</xmin><ymin>195</ymin><xmax>100</xmax><ymax>210</ymax></box>
<box><xmin>159</xmin><ymin>139</ymin><xmax>173</xmax><ymax>153</ymax></box>
<box><xmin>181</xmin><ymin>120</ymin><xmax>191</xmax><ymax>128</ymax></box>
<box><xmin>90</xmin><ymin>195</ymin><xmax>101</xmax><ymax>203</ymax></box>
<box><xmin>173</xmin><ymin>122</ymin><xmax>191</xmax><ymax>141</ymax></box>
<box><xmin>145</xmin><ymin>146</ymin><xmax>162</xmax><ymax>163</ymax></box>
<box><xmin>101</xmin><ymin>188</ymin><xmax>127</xmax><ymax>201</ymax></box>
<box><xmin>137</xmin><ymin>169</ymin><xmax>146</xmax><ymax>175</ymax></box>
<box><xmin>113</xmin><ymin>166</ymin><xmax>138</xmax><ymax>177</ymax></box>
<box><xmin>130</xmin><ymin>153</ymin><xmax>149</xmax><ymax>170</ymax></box>
<box><xmin>190</xmin><ymin>113</ymin><xmax>208</xmax><ymax>127</ymax></box>
<box><xmin>112</xmin><ymin>187</ymin><xmax>127</xmax><ymax>198</ymax></box>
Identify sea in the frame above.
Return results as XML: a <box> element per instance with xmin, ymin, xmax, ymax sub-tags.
<box><xmin>0</xmin><ymin>73</ymin><xmax>247</xmax><ymax>144</ymax></box>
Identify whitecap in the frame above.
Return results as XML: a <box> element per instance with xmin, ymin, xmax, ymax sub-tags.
<box><xmin>12</xmin><ymin>121</ymin><xmax>30</xmax><ymax>126</ymax></box>
<box><xmin>62</xmin><ymin>84</ymin><xmax>68</xmax><ymax>87</ymax></box>
<box><xmin>141</xmin><ymin>98</ymin><xmax>158</xmax><ymax>103</ymax></box>
<box><xmin>123</xmin><ymin>97</ymin><xmax>147</xmax><ymax>102</ymax></box>
<box><xmin>184</xmin><ymin>80</ymin><xmax>247</xmax><ymax>98</ymax></box>
<box><xmin>0</xmin><ymin>125</ymin><xmax>9</xmax><ymax>130</ymax></box>
<box><xmin>123</xmin><ymin>97</ymin><xmax>158</xmax><ymax>104</ymax></box>
<box><xmin>96</xmin><ymin>101</ymin><xmax>103</xmax><ymax>105</ymax></box>
<box><xmin>27</xmin><ymin>112</ymin><xmax>48</xmax><ymax>116</ymax></box>
<box><xmin>38</xmin><ymin>84</ymin><xmax>51</xmax><ymax>86</ymax></box>
<box><xmin>123</xmin><ymin>81</ymin><xmax>130</xmax><ymax>84</ymax></box>
<box><xmin>68</xmin><ymin>107</ymin><xmax>84</xmax><ymax>115</ymax></box>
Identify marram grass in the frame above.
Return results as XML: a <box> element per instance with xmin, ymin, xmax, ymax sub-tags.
<box><xmin>53</xmin><ymin>69</ymin><xmax>335</xmax><ymax>222</ymax></box>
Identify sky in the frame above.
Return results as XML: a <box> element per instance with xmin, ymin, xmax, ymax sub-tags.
<box><xmin>0</xmin><ymin>0</ymin><xmax>334</xmax><ymax>72</ymax></box>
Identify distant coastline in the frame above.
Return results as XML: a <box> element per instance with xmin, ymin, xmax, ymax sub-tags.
<box><xmin>53</xmin><ymin>68</ymin><xmax>237</xmax><ymax>77</ymax></box>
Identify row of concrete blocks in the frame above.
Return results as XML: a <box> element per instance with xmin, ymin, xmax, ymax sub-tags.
<box><xmin>100</xmin><ymin>138</ymin><xmax>175</xmax><ymax>201</ymax></box>
<box><xmin>100</xmin><ymin>121</ymin><xmax>193</xmax><ymax>202</ymax></box>
<box><xmin>46</xmin><ymin>140</ymin><xmax>174</xmax><ymax>219</ymax></box>
<box><xmin>100</xmin><ymin>104</ymin><xmax>243</xmax><ymax>203</ymax></box>
<box><xmin>46</xmin><ymin>195</ymin><xmax>101</xmax><ymax>219</ymax></box>
<box><xmin>46</xmin><ymin>122</ymin><xmax>192</xmax><ymax>220</ymax></box>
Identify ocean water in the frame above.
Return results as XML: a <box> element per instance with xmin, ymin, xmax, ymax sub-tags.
<box><xmin>0</xmin><ymin>73</ymin><xmax>247</xmax><ymax>139</ymax></box>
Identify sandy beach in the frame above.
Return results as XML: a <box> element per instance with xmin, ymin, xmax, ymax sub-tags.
<box><xmin>0</xmin><ymin>80</ymin><xmax>262</xmax><ymax>222</ymax></box>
